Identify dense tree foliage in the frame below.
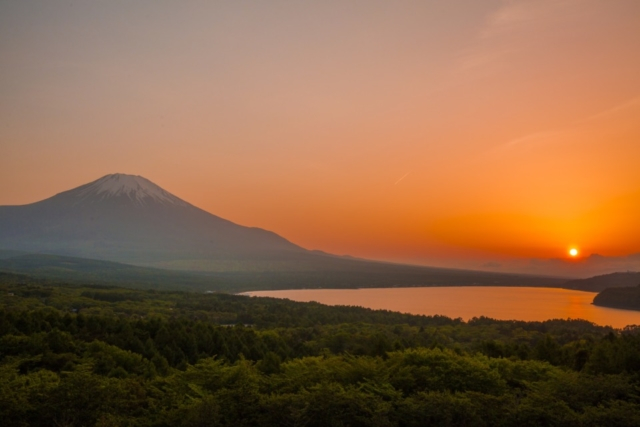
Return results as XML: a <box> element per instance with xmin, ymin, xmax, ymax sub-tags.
<box><xmin>2</xmin><ymin>280</ymin><xmax>640</xmax><ymax>426</ymax></box>
<box><xmin>593</xmin><ymin>284</ymin><xmax>640</xmax><ymax>310</ymax></box>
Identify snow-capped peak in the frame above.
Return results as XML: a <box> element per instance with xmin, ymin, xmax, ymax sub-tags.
<box><xmin>75</xmin><ymin>173</ymin><xmax>188</xmax><ymax>206</ymax></box>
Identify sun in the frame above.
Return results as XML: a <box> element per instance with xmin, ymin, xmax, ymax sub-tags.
<box><xmin>569</xmin><ymin>248</ymin><xmax>579</xmax><ymax>257</ymax></box>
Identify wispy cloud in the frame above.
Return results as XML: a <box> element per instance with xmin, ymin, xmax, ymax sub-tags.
<box><xmin>502</xmin><ymin>130</ymin><xmax>556</xmax><ymax>149</ymax></box>
<box><xmin>394</xmin><ymin>171</ymin><xmax>411</xmax><ymax>185</ymax></box>
<box><xmin>497</xmin><ymin>95</ymin><xmax>640</xmax><ymax>151</ymax></box>
<box><xmin>458</xmin><ymin>0</ymin><xmax>583</xmax><ymax>73</ymax></box>
<box><xmin>581</xmin><ymin>96</ymin><xmax>640</xmax><ymax>123</ymax></box>
<box><xmin>480</xmin><ymin>0</ymin><xmax>579</xmax><ymax>38</ymax></box>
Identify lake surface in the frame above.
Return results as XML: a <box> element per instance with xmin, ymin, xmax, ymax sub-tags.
<box><xmin>243</xmin><ymin>287</ymin><xmax>640</xmax><ymax>328</ymax></box>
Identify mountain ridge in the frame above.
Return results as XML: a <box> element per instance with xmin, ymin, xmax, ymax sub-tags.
<box><xmin>0</xmin><ymin>173</ymin><xmax>579</xmax><ymax>290</ymax></box>
<box><xmin>564</xmin><ymin>271</ymin><xmax>640</xmax><ymax>292</ymax></box>
<box><xmin>0</xmin><ymin>173</ymin><xmax>304</xmax><ymax>268</ymax></box>
<box><xmin>0</xmin><ymin>252</ymin><xmax>567</xmax><ymax>292</ymax></box>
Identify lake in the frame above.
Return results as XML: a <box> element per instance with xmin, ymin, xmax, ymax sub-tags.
<box><xmin>243</xmin><ymin>287</ymin><xmax>640</xmax><ymax>328</ymax></box>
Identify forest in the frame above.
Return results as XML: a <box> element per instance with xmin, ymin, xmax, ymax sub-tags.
<box><xmin>2</xmin><ymin>275</ymin><xmax>640</xmax><ymax>426</ymax></box>
<box><xmin>593</xmin><ymin>284</ymin><xmax>640</xmax><ymax>310</ymax></box>
<box><xmin>0</xmin><ymin>252</ymin><xmax>566</xmax><ymax>293</ymax></box>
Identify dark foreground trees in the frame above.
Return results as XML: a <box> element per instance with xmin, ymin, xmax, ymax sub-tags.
<box><xmin>3</xmin><ymin>349</ymin><xmax>640</xmax><ymax>427</ymax></box>
<box><xmin>1</xmin><ymin>281</ymin><xmax>640</xmax><ymax>426</ymax></box>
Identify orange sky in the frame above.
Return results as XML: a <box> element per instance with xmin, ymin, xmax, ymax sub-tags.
<box><xmin>1</xmin><ymin>1</ymin><xmax>639</xmax><ymax>275</ymax></box>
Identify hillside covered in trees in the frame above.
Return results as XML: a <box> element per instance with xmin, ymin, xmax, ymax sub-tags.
<box><xmin>594</xmin><ymin>284</ymin><xmax>640</xmax><ymax>311</ymax></box>
<box><xmin>2</xmin><ymin>276</ymin><xmax>640</xmax><ymax>426</ymax></box>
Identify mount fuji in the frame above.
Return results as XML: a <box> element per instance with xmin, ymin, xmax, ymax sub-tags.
<box><xmin>0</xmin><ymin>173</ymin><xmax>307</xmax><ymax>270</ymax></box>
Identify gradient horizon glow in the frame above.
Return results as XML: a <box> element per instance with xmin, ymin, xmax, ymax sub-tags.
<box><xmin>1</xmin><ymin>1</ymin><xmax>639</xmax><ymax>275</ymax></box>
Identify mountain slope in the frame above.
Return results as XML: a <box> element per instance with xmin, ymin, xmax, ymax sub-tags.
<box><xmin>0</xmin><ymin>173</ymin><xmax>566</xmax><ymax>289</ymax></box>
<box><xmin>0</xmin><ymin>252</ymin><xmax>567</xmax><ymax>292</ymax></box>
<box><xmin>0</xmin><ymin>173</ymin><xmax>303</xmax><ymax>267</ymax></box>
<box><xmin>0</xmin><ymin>253</ymin><xmax>228</xmax><ymax>290</ymax></box>
<box><xmin>593</xmin><ymin>285</ymin><xmax>640</xmax><ymax>311</ymax></box>
<box><xmin>563</xmin><ymin>272</ymin><xmax>640</xmax><ymax>292</ymax></box>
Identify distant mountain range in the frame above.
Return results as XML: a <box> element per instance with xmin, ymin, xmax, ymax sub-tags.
<box><xmin>0</xmin><ymin>173</ymin><xmax>617</xmax><ymax>292</ymax></box>
<box><xmin>564</xmin><ymin>272</ymin><xmax>640</xmax><ymax>292</ymax></box>
<box><xmin>0</xmin><ymin>252</ymin><xmax>568</xmax><ymax>292</ymax></box>
<box><xmin>0</xmin><ymin>173</ymin><xmax>306</xmax><ymax>270</ymax></box>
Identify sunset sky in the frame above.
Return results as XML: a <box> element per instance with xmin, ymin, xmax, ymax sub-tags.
<box><xmin>1</xmin><ymin>1</ymin><xmax>639</xmax><ymax>275</ymax></box>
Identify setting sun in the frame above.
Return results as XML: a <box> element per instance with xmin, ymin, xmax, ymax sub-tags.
<box><xmin>569</xmin><ymin>248</ymin><xmax>579</xmax><ymax>257</ymax></box>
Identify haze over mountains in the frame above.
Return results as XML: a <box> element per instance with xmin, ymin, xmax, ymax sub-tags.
<box><xmin>0</xmin><ymin>173</ymin><xmax>572</xmax><ymax>291</ymax></box>
<box><xmin>0</xmin><ymin>173</ymin><xmax>306</xmax><ymax>271</ymax></box>
<box><xmin>0</xmin><ymin>173</ymin><xmax>636</xmax><ymax>293</ymax></box>
<box><xmin>3</xmin><ymin>173</ymin><xmax>635</xmax><ymax>280</ymax></box>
